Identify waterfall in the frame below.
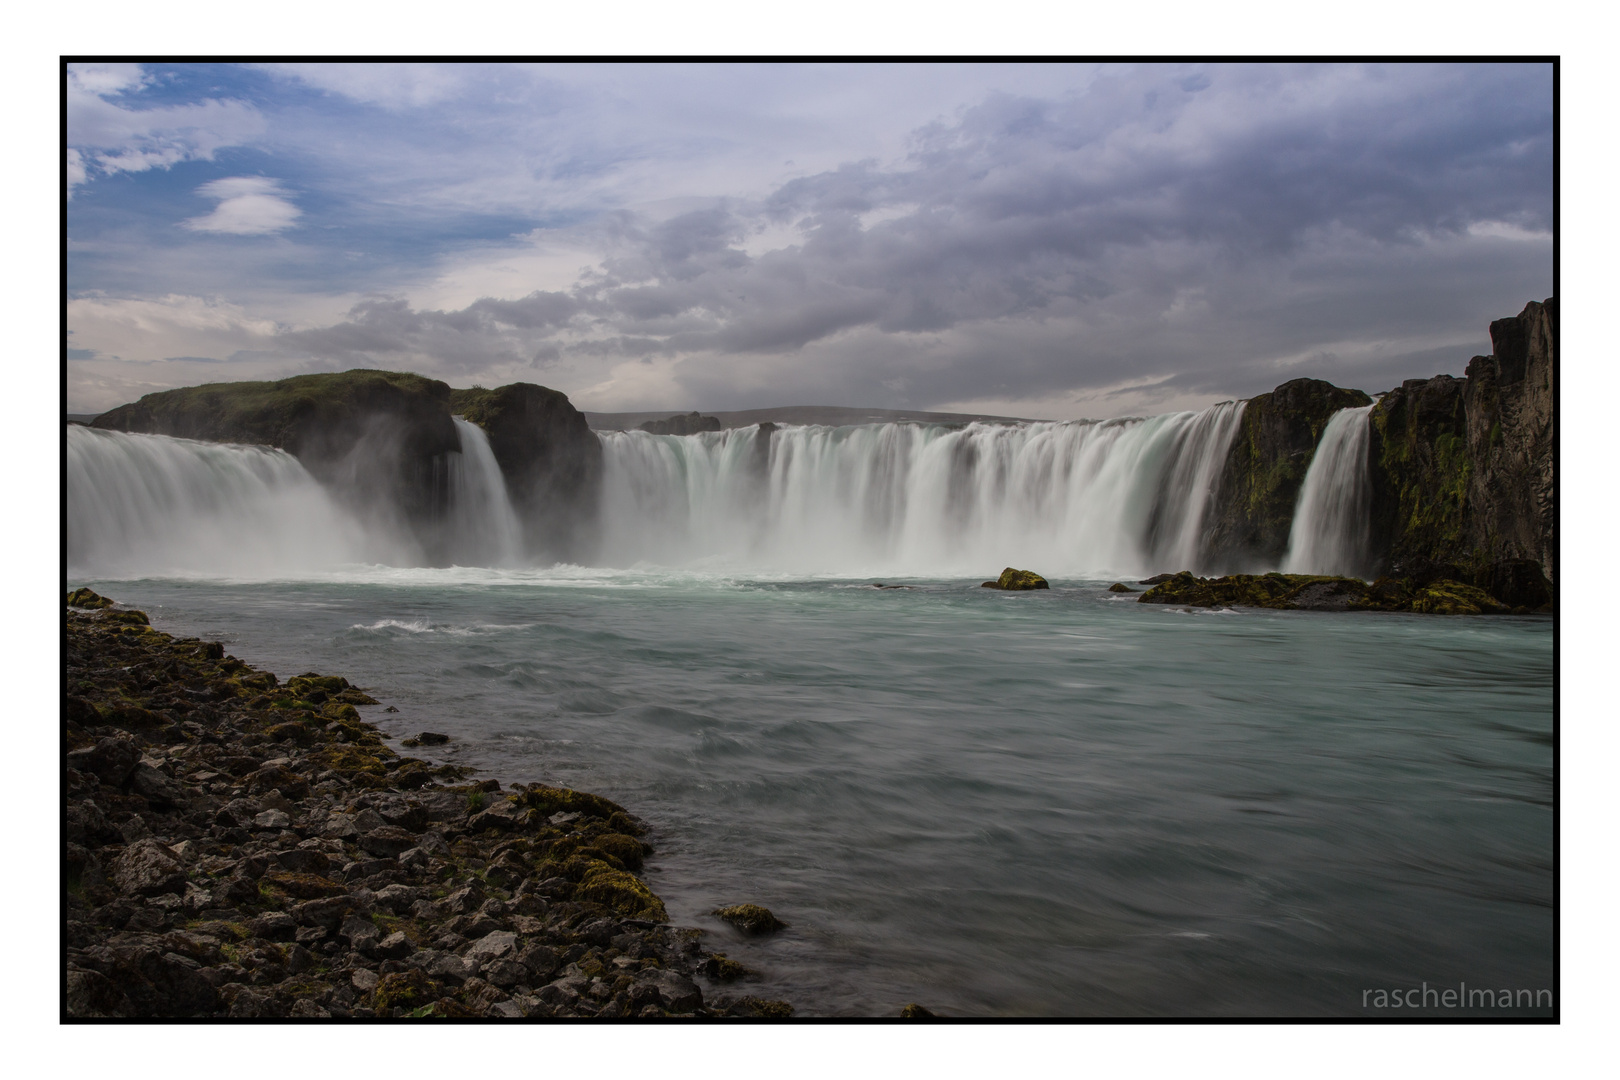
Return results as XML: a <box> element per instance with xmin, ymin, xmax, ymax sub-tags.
<box><xmin>66</xmin><ymin>424</ymin><xmax>384</xmax><ymax>578</ymax></box>
<box><xmin>597</xmin><ymin>401</ymin><xmax>1248</xmax><ymax>577</ymax></box>
<box><xmin>1281</xmin><ymin>405</ymin><xmax>1375</xmax><ymax>577</ymax></box>
<box><xmin>442</xmin><ymin>417</ymin><xmax>523</xmax><ymax>566</ymax></box>
<box><xmin>68</xmin><ymin>401</ymin><xmax>1265</xmax><ymax>580</ymax></box>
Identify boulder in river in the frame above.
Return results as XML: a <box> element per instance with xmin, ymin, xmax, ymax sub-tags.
<box><xmin>981</xmin><ymin>567</ymin><xmax>1050</xmax><ymax>590</ymax></box>
<box><xmin>713</xmin><ymin>903</ymin><xmax>786</xmax><ymax>935</ymax></box>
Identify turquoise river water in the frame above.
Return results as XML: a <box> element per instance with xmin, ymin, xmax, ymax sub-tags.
<box><xmin>78</xmin><ymin>568</ymin><xmax>1556</xmax><ymax>1017</ymax></box>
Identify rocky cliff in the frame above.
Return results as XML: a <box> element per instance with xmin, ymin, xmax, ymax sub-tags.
<box><xmin>91</xmin><ymin>371</ymin><xmax>462</xmax><ymax>538</ymax></box>
<box><xmin>92</xmin><ymin>371</ymin><xmax>604</xmax><ymax>566</ymax></box>
<box><xmin>1368</xmin><ymin>298</ymin><xmax>1555</xmax><ymax>598</ymax></box>
<box><xmin>1199</xmin><ymin>299</ymin><xmax>1555</xmax><ymax>607</ymax></box>
<box><xmin>1204</xmin><ymin>378</ymin><xmax>1374</xmax><ymax>570</ymax></box>
<box><xmin>447</xmin><ymin>383</ymin><xmax>603</xmax><ymax>561</ymax></box>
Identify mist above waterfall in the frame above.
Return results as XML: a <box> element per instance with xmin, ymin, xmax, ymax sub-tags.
<box><xmin>67</xmin><ymin>425</ymin><xmax>384</xmax><ymax>577</ymax></box>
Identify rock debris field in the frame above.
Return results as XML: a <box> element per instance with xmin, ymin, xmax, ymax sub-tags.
<box><xmin>62</xmin><ymin>589</ymin><xmax>795</xmax><ymax>1020</ymax></box>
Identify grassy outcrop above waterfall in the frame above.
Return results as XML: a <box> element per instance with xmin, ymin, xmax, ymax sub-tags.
<box><xmin>92</xmin><ymin>370</ymin><xmax>461</xmax><ymax>466</ymax></box>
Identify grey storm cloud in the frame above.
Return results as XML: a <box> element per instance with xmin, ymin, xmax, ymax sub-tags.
<box><xmin>271</xmin><ymin>62</ymin><xmax>1552</xmax><ymax>411</ymax></box>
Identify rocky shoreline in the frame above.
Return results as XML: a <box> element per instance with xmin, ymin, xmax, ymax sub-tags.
<box><xmin>63</xmin><ymin>589</ymin><xmax>794</xmax><ymax>1020</ymax></box>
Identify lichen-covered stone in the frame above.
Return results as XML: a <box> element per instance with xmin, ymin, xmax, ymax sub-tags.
<box><xmin>713</xmin><ymin>903</ymin><xmax>786</xmax><ymax>935</ymax></box>
<box><xmin>981</xmin><ymin>567</ymin><xmax>1050</xmax><ymax>590</ymax></box>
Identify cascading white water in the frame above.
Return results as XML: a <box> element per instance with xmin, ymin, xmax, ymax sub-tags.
<box><xmin>443</xmin><ymin>418</ymin><xmax>523</xmax><ymax>566</ymax></box>
<box><xmin>597</xmin><ymin>401</ymin><xmax>1247</xmax><ymax>577</ymax></box>
<box><xmin>1281</xmin><ymin>404</ymin><xmax>1375</xmax><ymax>577</ymax></box>
<box><xmin>67</xmin><ymin>424</ymin><xmax>381</xmax><ymax>577</ymax></box>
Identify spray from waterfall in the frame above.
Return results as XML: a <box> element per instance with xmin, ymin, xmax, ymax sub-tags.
<box><xmin>66</xmin><ymin>424</ymin><xmax>382</xmax><ymax>577</ymax></box>
<box><xmin>597</xmin><ymin>402</ymin><xmax>1247</xmax><ymax>577</ymax></box>
<box><xmin>1281</xmin><ymin>404</ymin><xmax>1375</xmax><ymax>577</ymax></box>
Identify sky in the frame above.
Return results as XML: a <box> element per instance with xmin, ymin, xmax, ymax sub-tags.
<box><xmin>65</xmin><ymin>61</ymin><xmax>1553</xmax><ymax>419</ymax></box>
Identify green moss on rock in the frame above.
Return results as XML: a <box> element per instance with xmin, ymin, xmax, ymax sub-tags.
<box><xmin>713</xmin><ymin>904</ymin><xmax>786</xmax><ymax>935</ymax></box>
<box><xmin>574</xmin><ymin>865</ymin><xmax>668</xmax><ymax>921</ymax></box>
<box><xmin>981</xmin><ymin>567</ymin><xmax>1050</xmax><ymax>590</ymax></box>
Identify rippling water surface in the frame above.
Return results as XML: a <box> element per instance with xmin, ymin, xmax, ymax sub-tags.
<box><xmin>84</xmin><ymin>570</ymin><xmax>1555</xmax><ymax>1016</ymax></box>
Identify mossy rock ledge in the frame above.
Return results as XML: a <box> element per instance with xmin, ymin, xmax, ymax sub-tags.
<box><xmin>1137</xmin><ymin>571</ymin><xmax>1514</xmax><ymax>615</ymax></box>
<box><xmin>63</xmin><ymin>589</ymin><xmax>787</xmax><ymax>1019</ymax></box>
<box><xmin>981</xmin><ymin>568</ymin><xmax>1050</xmax><ymax>591</ymax></box>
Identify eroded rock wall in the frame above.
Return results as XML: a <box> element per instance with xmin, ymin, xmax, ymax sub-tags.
<box><xmin>1369</xmin><ymin>298</ymin><xmax>1555</xmax><ymax>587</ymax></box>
<box><xmin>1203</xmin><ymin>379</ymin><xmax>1374</xmax><ymax>570</ymax></box>
<box><xmin>448</xmin><ymin>383</ymin><xmax>603</xmax><ymax>562</ymax></box>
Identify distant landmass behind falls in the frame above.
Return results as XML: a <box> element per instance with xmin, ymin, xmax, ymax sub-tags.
<box><xmin>583</xmin><ymin>405</ymin><xmax>1036</xmax><ymax>430</ymax></box>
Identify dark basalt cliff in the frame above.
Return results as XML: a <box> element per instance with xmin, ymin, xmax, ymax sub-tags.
<box><xmin>1197</xmin><ymin>298</ymin><xmax>1554</xmax><ymax>607</ymax></box>
<box><xmin>1204</xmin><ymin>378</ymin><xmax>1373</xmax><ymax>570</ymax></box>
<box><xmin>92</xmin><ymin>370</ymin><xmax>460</xmax><ymax>468</ymax></box>
<box><xmin>1368</xmin><ymin>299</ymin><xmax>1555</xmax><ymax>589</ymax></box>
<box><xmin>448</xmin><ymin>383</ymin><xmax>602</xmax><ymax>561</ymax></box>
<box><xmin>91</xmin><ymin>370</ymin><xmax>602</xmax><ymax>566</ymax></box>
<box><xmin>92</xmin><ymin>371</ymin><xmax>462</xmax><ymax>540</ymax></box>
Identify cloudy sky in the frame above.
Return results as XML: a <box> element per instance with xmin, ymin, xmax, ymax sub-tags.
<box><xmin>65</xmin><ymin>61</ymin><xmax>1553</xmax><ymax>419</ymax></box>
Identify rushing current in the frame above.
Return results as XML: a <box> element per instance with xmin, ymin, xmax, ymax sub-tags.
<box><xmin>1282</xmin><ymin>405</ymin><xmax>1376</xmax><ymax>577</ymax></box>
<box><xmin>63</xmin><ymin>405</ymin><xmax>1553</xmax><ymax>1016</ymax></box>
<box><xmin>599</xmin><ymin>403</ymin><xmax>1246</xmax><ymax>577</ymax></box>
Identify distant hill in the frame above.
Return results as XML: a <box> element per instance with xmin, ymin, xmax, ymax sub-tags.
<box><xmin>585</xmin><ymin>405</ymin><xmax>1037</xmax><ymax>430</ymax></box>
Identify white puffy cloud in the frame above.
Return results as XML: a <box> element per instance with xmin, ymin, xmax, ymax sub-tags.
<box><xmin>181</xmin><ymin>177</ymin><xmax>302</xmax><ymax>235</ymax></box>
<box><xmin>66</xmin><ymin>63</ymin><xmax>265</xmax><ymax>197</ymax></box>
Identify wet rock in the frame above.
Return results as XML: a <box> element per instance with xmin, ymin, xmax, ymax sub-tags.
<box><xmin>289</xmin><ymin>896</ymin><xmax>354</xmax><ymax>930</ymax></box>
<box><xmin>423</xmin><ymin>951</ymin><xmax>477</xmax><ymax>984</ymax></box>
<box><xmin>66</xmin><ymin>737</ymin><xmax>140</xmax><ymax>788</ymax></box>
<box><xmin>375</xmin><ymin>799</ymin><xmax>428</xmax><ymax>833</ymax></box>
<box><xmin>358</xmin><ymin>825</ymin><xmax>418</xmax><ymax>857</ymax></box>
<box><xmin>464</xmin><ymin>930</ymin><xmax>518</xmax><ymax>965</ymax></box>
<box><xmin>724</xmin><ymin>996</ymin><xmax>794</xmax><ymax>1018</ymax></box>
<box><xmin>647</xmin><ymin>970</ymin><xmax>703</xmax><ymax>1013</ymax></box>
<box><xmin>66</xmin><ymin>967</ymin><xmax>133</xmax><ymax>1017</ymax></box>
<box><xmin>980</xmin><ymin>567</ymin><xmax>1050</xmax><ymax>590</ymax></box>
<box><xmin>516</xmin><ymin>943</ymin><xmax>560</xmax><ymax>981</ymax></box>
<box><xmin>700</xmin><ymin>953</ymin><xmax>750</xmax><ymax>981</ymax></box>
<box><xmin>374</xmin><ymin>931</ymin><xmax>415</xmax><ymax>961</ymax></box>
<box><xmin>246</xmin><ymin>765</ymin><xmax>310</xmax><ymax>799</ymax></box>
<box><xmin>274</xmin><ymin>848</ymin><xmax>330</xmax><ymax>875</ymax></box>
<box><xmin>352</xmin><ymin>808</ymin><xmax>386</xmax><ymax>832</ymax></box>
<box><xmin>111</xmin><ymin>839</ymin><xmax>188</xmax><ymax>897</ymax></box>
<box><xmin>712</xmin><ymin>903</ymin><xmax>787</xmax><ymax>935</ymax></box>
<box><xmin>341</xmin><ymin>915</ymin><xmax>381</xmax><ymax>953</ymax></box>
<box><xmin>94</xmin><ymin>943</ymin><xmax>219</xmax><ymax>1017</ymax></box>
<box><xmin>1107</xmin><ymin>582</ymin><xmax>1137</xmax><ymax>593</ymax></box>
<box><xmin>900</xmin><ymin>1002</ymin><xmax>937</xmax><ymax>1018</ymax></box>
<box><xmin>250</xmin><ymin>912</ymin><xmax>297</xmax><ymax>941</ymax></box>
<box><xmin>413</xmin><ymin>732</ymin><xmax>449</xmax><ymax>745</ymax></box>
